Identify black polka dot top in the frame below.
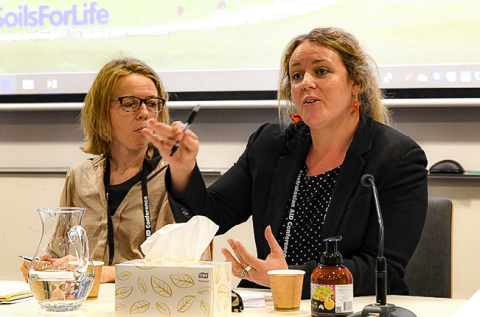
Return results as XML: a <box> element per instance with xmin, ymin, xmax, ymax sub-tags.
<box><xmin>277</xmin><ymin>165</ymin><xmax>341</xmax><ymax>265</ymax></box>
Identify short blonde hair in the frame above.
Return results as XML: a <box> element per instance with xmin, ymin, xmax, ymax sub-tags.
<box><xmin>278</xmin><ymin>27</ymin><xmax>390</xmax><ymax>127</ymax></box>
<box><xmin>81</xmin><ymin>57</ymin><xmax>169</xmax><ymax>156</ymax></box>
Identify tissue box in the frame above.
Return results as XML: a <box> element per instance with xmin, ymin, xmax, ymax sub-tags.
<box><xmin>115</xmin><ymin>261</ymin><xmax>232</xmax><ymax>317</ymax></box>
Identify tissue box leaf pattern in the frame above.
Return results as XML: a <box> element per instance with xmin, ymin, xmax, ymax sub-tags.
<box><xmin>170</xmin><ymin>274</ymin><xmax>195</xmax><ymax>288</ymax></box>
<box><xmin>198</xmin><ymin>286</ymin><xmax>213</xmax><ymax>295</ymax></box>
<box><xmin>116</xmin><ymin>286</ymin><xmax>134</xmax><ymax>299</ymax></box>
<box><xmin>224</xmin><ymin>265</ymin><xmax>230</xmax><ymax>281</ymax></box>
<box><xmin>118</xmin><ymin>271</ymin><xmax>132</xmax><ymax>281</ymax></box>
<box><xmin>133</xmin><ymin>263</ymin><xmax>156</xmax><ymax>270</ymax></box>
<box><xmin>215</xmin><ymin>267</ymin><xmax>221</xmax><ymax>284</ymax></box>
<box><xmin>200</xmin><ymin>300</ymin><xmax>210</xmax><ymax>316</ymax></box>
<box><xmin>177</xmin><ymin>295</ymin><xmax>195</xmax><ymax>313</ymax></box>
<box><xmin>217</xmin><ymin>284</ymin><xmax>229</xmax><ymax>300</ymax></box>
<box><xmin>151</xmin><ymin>277</ymin><xmax>173</xmax><ymax>298</ymax></box>
<box><xmin>138</xmin><ymin>277</ymin><xmax>147</xmax><ymax>294</ymax></box>
<box><xmin>156</xmin><ymin>302</ymin><xmax>170</xmax><ymax>316</ymax></box>
<box><xmin>116</xmin><ymin>261</ymin><xmax>231</xmax><ymax>317</ymax></box>
<box><xmin>130</xmin><ymin>300</ymin><xmax>151</xmax><ymax>314</ymax></box>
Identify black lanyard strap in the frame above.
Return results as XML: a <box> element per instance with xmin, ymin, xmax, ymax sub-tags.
<box><xmin>104</xmin><ymin>155</ymin><xmax>151</xmax><ymax>265</ymax></box>
<box><xmin>141</xmin><ymin>158</ymin><xmax>152</xmax><ymax>238</ymax></box>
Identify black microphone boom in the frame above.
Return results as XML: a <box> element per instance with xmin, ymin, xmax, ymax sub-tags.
<box><xmin>350</xmin><ymin>174</ymin><xmax>416</xmax><ymax>317</ymax></box>
<box><xmin>360</xmin><ymin>174</ymin><xmax>374</xmax><ymax>188</ymax></box>
<box><xmin>361</xmin><ymin>175</ymin><xmax>384</xmax><ymax>259</ymax></box>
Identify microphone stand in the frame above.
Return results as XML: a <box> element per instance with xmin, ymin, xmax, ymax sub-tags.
<box><xmin>350</xmin><ymin>175</ymin><xmax>416</xmax><ymax>317</ymax></box>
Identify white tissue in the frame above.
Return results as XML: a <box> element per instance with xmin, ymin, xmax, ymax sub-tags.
<box><xmin>141</xmin><ymin>215</ymin><xmax>219</xmax><ymax>263</ymax></box>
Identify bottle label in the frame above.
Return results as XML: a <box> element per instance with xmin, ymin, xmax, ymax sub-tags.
<box><xmin>311</xmin><ymin>283</ymin><xmax>353</xmax><ymax>315</ymax></box>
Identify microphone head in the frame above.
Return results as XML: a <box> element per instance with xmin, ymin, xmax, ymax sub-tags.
<box><xmin>361</xmin><ymin>174</ymin><xmax>374</xmax><ymax>187</ymax></box>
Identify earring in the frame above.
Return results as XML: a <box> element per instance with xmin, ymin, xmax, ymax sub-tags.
<box><xmin>352</xmin><ymin>101</ymin><xmax>360</xmax><ymax>115</ymax></box>
<box><xmin>289</xmin><ymin>113</ymin><xmax>302</xmax><ymax>126</ymax></box>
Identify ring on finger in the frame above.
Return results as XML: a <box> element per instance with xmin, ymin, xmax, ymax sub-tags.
<box><xmin>237</xmin><ymin>268</ymin><xmax>248</xmax><ymax>278</ymax></box>
<box><xmin>244</xmin><ymin>265</ymin><xmax>253</xmax><ymax>273</ymax></box>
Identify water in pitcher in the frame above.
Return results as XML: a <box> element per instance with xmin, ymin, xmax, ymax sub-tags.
<box><xmin>28</xmin><ymin>207</ymin><xmax>95</xmax><ymax>312</ymax></box>
<box><xmin>29</xmin><ymin>271</ymin><xmax>94</xmax><ymax>312</ymax></box>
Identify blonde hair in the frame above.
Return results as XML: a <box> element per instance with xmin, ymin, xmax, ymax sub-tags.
<box><xmin>81</xmin><ymin>57</ymin><xmax>169</xmax><ymax>156</ymax></box>
<box><xmin>278</xmin><ymin>27</ymin><xmax>390</xmax><ymax>127</ymax></box>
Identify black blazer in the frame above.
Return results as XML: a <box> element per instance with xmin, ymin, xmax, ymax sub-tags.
<box><xmin>169</xmin><ymin>115</ymin><xmax>428</xmax><ymax>299</ymax></box>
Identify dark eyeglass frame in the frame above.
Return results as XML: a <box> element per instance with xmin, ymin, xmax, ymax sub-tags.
<box><xmin>111</xmin><ymin>96</ymin><xmax>166</xmax><ymax>113</ymax></box>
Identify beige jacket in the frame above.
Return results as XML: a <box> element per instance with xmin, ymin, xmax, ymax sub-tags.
<box><xmin>60</xmin><ymin>155</ymin><xmax>174</xmax><ymax>265</ymax></box>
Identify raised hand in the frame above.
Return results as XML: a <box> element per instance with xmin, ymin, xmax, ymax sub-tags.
<box><xmin>141</xmin><ymin>119</ymin><xmax>199</xmax><ymax>196</ymax></box>
<box><xmin>221</xmin><ymin>226</ymin><xmax>288</xmax><ymax>287</ymax></box>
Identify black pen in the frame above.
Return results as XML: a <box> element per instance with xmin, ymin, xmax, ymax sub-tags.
<box><xmin>170</xmin><ymin>104</ymin><xmax>201</xmax><ymax>156</ymax></box>
<box><xmin>18</xmin><ymin>254</ymin><xmax>54</xmax><ymax>262</ymax></box>
<box><xmin>17</xmin><ymin>255</ymin><xmax>40</xmax><ymax>262</ymax></box>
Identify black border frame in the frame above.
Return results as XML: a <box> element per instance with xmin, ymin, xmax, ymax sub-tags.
<box><xmin>1</xmin><ymin>88</ymin><xmax>480</xmax><ymax>104</ymax></box>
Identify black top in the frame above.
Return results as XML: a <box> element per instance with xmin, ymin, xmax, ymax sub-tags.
<box><xmin>167</xmin><ymin>115</ymin><xmax>428</xmax><ymax>299</ymax></box>
<box><xmin>278</xmin><ymin>165</ymin><xmax>340</xmax><ymax>265</ymax></box>
<box><xmin>106</xmin><ymin>149</ymin><xmax>161</xmax><ymax>216</ymax></box>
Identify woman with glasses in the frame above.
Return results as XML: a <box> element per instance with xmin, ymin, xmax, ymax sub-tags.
<box><xmin>21</xmin><ymin>57</ymin><xmax>175</xmax><ymax>283</ymax></box>
<box><xmin>142</xmin><ymin>28</ymin><xmax>428</xmax><ymax>300</ymax></box>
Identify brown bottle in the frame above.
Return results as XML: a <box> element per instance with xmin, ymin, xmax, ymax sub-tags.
<box><xmin>311</xmin><ymin>236</ymin><xmax>353</xmax><ymax>317</ymax></box>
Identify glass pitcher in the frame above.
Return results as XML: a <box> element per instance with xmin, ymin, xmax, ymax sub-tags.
<box><xmin>28</xmin><ymin>207</ymin><xmax>95</xmax><ymax>312</ymax></box>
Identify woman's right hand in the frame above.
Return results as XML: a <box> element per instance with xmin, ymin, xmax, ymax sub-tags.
<box><xmin>141</xmin><ymin>119</ymin><xmax>199</xmax><ymax>196</ymax></box>
<box><xmin>19</xmin><ymin>254</ymin><xmax>56</xmax><ymax>282</ymax></box>
<box><xmin>20</xmin><ymin>261</ymin><xmax>30</xmax><ymax>283</ymax></box>
<box><xmin>142</xmin><ymin>119</ymin><xmax>199</xmax><ymax>167</ymax></box>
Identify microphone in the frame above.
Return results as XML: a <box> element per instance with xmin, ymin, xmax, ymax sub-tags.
<box><xmin>350</xmin><ymin>174</ymin><xmax>416</xmax><ymax>317</ymax></box>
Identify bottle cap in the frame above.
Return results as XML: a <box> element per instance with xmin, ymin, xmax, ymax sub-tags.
<box><xmin>320</xmin><ymin>236</ymin><xmax>343</xmax><ymax>265</ymax></box>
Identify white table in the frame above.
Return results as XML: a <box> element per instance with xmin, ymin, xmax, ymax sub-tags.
<box><xmin>0</xmin><ymin>283</ymin><xmax>469</xmax><ymax>317</ymax></box>
<box><xmin>238</xmin><ymin>288</ymin><xmax>467</xmax><ymax>317</ymax></box>
<box><xmin>0</xmin><ymin>283</ymin><xmax>115</xmax><ymax>317</ymax></box>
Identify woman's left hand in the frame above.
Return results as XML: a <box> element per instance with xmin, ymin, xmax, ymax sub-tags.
<box><xmin>221</xmin><ymin>226</ymin><xmax>288</xmax><ymax>287</ymax></box>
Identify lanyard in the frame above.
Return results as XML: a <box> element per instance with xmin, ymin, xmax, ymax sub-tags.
<box><xmin>282</xmin><ymin>170</ymin><xmax>302</xmax><ymax>257</ymax></box>
<box><xmin>104</xmin><ymin>155</ymin><xmax>152</xmax><ymax>265</ymax></box>
<box><xmin>281</xmin><ymin>167</ymin><xmax>336</xmax><ymax>257</ymax></box>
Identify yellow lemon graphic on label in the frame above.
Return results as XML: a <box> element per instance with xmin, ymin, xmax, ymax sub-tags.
<box><xmin>312</xmin><ymin>285</ymin><xmax>334</xmax><ymax>301</ymax></box>
<box><xmin>324</xmin><ymin>299</ymin><xmax>335</xmax><ymax>310</ymax></box>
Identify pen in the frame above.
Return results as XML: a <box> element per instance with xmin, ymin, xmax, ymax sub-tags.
<box><xmin>17</xmin><ymin>255</ymin><xmax>38</xmax><ymax>262</ymax></box>
<box><xmin>170</xmin><ymin>104</ymin><xmax>201</xmax><ymax>156</ymax></box>
<box><xmin>17</xmin><ymin>255</ymin><xmax>53</xmax><ymax>262</ymax></box>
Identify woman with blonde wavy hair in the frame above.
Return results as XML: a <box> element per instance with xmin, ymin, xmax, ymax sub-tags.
<box><xmin>21</xmin><ymin>57</ymin><xmax>175</xmax><ymax>283</ymax></box>
<box><xmin>278</xmin><ymin>27</ymin><xmax>390</xmax><ymax>128</ymax></box>
<box><xmin>143</xmin><ymin>27</ymin><xmax>428</xmax><ymax>299</ymax></box>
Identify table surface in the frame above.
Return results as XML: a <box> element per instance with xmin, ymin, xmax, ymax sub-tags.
<box><xmin>0</xmin><ymin>283</ymin><xmax>469</xmax><ymax>317</ymax></box>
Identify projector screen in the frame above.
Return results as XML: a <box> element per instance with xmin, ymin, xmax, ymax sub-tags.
<box><xmin>0</xmin><ymin>0</ymin><xmax>479</xmax><ymax>99</ymax></box>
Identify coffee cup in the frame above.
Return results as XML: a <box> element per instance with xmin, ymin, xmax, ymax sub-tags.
<box><xmin>69</xmin><ymin>260</ymin><xmax>104</xmax><ymax>300</ymax></box>
<box><xmin>268</xmin><ymin>269</ymin><xmax>305</xmax><ymax>312</ymax></box>
<box><xmin>87</xmin><ymin>261</ymin><xmax>103</xmax><ymax>300</ymax></box>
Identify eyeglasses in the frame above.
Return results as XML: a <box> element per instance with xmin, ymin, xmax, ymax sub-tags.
<box><xmin>111</xmin><ymin>96</ymin><xmax>166</xmax><ymax>114</ymax></box>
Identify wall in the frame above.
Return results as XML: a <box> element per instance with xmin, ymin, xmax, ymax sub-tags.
<box><xmin>1</xmin><ymin>106</ymin><xmax>479</xmax><ymax>298</ymax></box>
<box><xmin>393</xmin><ymin>107</ymin><xmax>480</xmax><ymax>300</ymax></box>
